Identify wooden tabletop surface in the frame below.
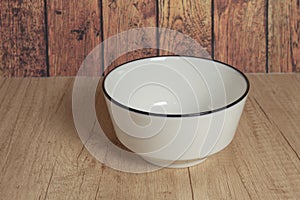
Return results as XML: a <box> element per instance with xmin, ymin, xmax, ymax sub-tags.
<box><xmin>0</xmin><ymin>74</ymin><xmax>299</xmax><ymax>199</ymax></box>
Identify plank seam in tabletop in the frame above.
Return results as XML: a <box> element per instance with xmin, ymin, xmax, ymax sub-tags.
<box><xmin>232</xmin><ymin>161</ymin><xmax>252</xmax><ymax>199</ymax></box>
<box><xmin>253</xmin><ymin>95</ymin><xmax>300</xmax><ymax>160</ymax></box>
<box><xmin>53</xmin><ymin>79</ymin><xmax>73</xmax><ymax>114</ymax></box>
<box><xmin>43</xmin><ymin>161</ymin><xmax>56</xmax><ymax>200</ymax></box>
<box><xmin>93</xmin><ymin>159</ymin><xmax>107</xmax><ymax>200</ymax></box>
<box><xmin>187</xmin><ymin>168</ymin><xmax>195</xmax><ymax>200</ymax></box>
<box><xmin>93</xmin><ymin>169</ymin><xmax>102</xmax><ymax>200</ymax></box>
<box><xmin>75</xmin><ymin>120</ymin><xmax>96</xmax><ymax>166</ymax></box>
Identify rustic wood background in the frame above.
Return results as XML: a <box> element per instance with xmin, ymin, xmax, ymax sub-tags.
<box><xmin>0</xmin><ymin>0</ymin><xmax>299</xmax><ymax>77</ymax></box>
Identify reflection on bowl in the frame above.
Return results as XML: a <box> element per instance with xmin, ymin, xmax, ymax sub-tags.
<box><xmin>103</xmin><ymin>56</ymin><xmax>249</xmax><ymax>168</ymax></box>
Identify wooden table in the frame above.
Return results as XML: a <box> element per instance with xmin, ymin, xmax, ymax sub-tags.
<box><xmin>0</xmin><ymin>74</ymin><xmax>299</xmax><ymax>199</ymax></box>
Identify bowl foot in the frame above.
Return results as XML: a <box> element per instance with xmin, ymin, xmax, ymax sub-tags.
<box><xmin>142</xmin><ymin>157</ymin><xmax>207</xmax><ymax>169</ymax></box>
<box><xmin>166</xmin><ymin>158</ymin><xmax>207</xmax><ymax>168</ymax></box>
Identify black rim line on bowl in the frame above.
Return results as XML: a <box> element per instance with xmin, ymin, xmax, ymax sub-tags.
<box><xmin>102</xmin><ymin>55</ymin><xmax>250</xmax><ymax>118</ymax></box>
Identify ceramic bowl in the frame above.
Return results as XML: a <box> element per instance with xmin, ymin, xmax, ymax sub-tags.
<box><xmin>103</xmin><ymin>56</ymin><xmax>249</xmax><ymax>168</ymax></box>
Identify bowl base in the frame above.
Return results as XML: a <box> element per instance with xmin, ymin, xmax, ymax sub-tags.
<box><xmin>166</xmin><ymin>158</ymin><xmax>207</xmax><ymax>168</ymax></box>
<box><xmin>142</xmin><ymin>157</ymin><xmax>207</xmax><ymax>169</ymax></box>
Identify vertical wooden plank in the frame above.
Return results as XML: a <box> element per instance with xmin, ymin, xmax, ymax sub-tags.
<box><xmin>102</xmin><ymin>0</ymin><xmax>157</xmax><ymax>72</ymax></box>
<box><xmin>159</xmin><ymin>0</ymin><xmax>212</xmax><ymax>56</ymax></box>
<box><xmin>214</xmin><ymin>0</ymin><xmax>266</xmax><ymax>72</ymax></box>
<box><xmin>0</xmin><ymin>0</ymin><xmax>47</xmax><ymax>77</ymax></box>
<box><xmin>47</xmin><ymin>0</ymin><xmax>102</xmax><ymax>76</ymax></box>
<box><xmin>268</xmin><ymin>0</ymin><xmax>300</xmax><ymax>72</ymax></box>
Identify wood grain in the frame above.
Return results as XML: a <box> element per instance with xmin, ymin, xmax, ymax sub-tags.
<box><xmin>0</xmin><ymin>0</ymin><xmax>47</xmax><ymax>77</ymax></box>
<box><xmin>102</xmin><ymin>0</ymin><xmax>157</xmax><ymax>72</ymax></box>
<box><xmin>95</xmin><ymin>78</ymin><xmax>193</xmax><ymax>200</ymax></box>
<box><xmin>250</xmin><ymin>74</ymin><xmax>300</xmax><ymax>154</ymax></box>
<box><xmin>268</xmin><ymin>0</ymin><xmax>300</xmax><ymax>72</ymax></box>
<box><xmin>0</xmin><ymin>1</ymin><xmax>300</xmax><ymax>75</ymax></box>
<box><xmin>47</xmin><ymin>0</ymin><xmax>102</xmax><ymax>76</ymax></box>
<box><xmin>190</xmin><ymin>93</ymin><xmax>300</xmax><ymax>199</ymax></box>
<box><xmin>0</xmin><ymin>78</ymin><xmax>193</xmax><ymax>200</ymax></box>
<box><xmin>158</xmin><ymin>0</ymin><xmax>212</xmax><ymax>57</ymax></box>
<box><xmin>190</xmin><ymin>75</ymin><xmax>300</xmax><ymax>199</ymax></box>
<box><xmin>94</xmin><ymin>167</ymin><xmax>193</xmax><ymax>200</ymax></box>
<box><xmin>188</xmin><ymin>74</ymin><xmax>300</xmax><ymax>199</ymax></box>
<box><xmin>214</xmin><ymin>0</ymin><xmax>266</xmax><ymax>72</ymax></box>
<box><xmin>0</xmin><ymin>75</ymin><xmax>300</xmax><ymax>199</ymax></box>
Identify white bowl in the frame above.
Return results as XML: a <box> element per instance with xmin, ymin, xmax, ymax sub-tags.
<box><xmin>103</xmin><ymin>56</ymin><xmax>249</xmax><ymax>168</ymax></box>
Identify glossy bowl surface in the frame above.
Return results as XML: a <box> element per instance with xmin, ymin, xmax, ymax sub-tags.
<box><xmin>103</xmin><ymin>56</ymin><xmax>249</xmax><ymax>168</ymax></box>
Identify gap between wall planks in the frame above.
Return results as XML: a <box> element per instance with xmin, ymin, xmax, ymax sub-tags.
<box><xmin>102</xmin><ymin>0</ymin><xmax>158</xmax><ymax>73</ymax></box>
<box><xmin>214</xmin><ymin>0</ymin><xmax>267</xmax><ymax>73</ymax></box>
<box><xmin>47</xmin><ymin>0</ymin><xmax>102</xmax><ymax>76</ymax></box>
<box><xmin>268</xmin><ymin>0</ymin><xmax>300</xmax><ymax>72</ymax></box>
<box><xmin>0</xmin><ymin>0</ymin><xmax>47</xmax><ymax>77</ymax></box>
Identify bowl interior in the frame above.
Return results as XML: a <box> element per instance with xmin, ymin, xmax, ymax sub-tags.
<box><xmin>104</xmin><ymin>56</ymin><xmax>248</xmax><ymax>115</ymax></box>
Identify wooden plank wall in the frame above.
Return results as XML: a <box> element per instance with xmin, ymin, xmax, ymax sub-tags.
<box><xmin>102</xmin><ymin>0</ymin><xmax>157</xmax><ymax>72</ymax></box>
<box><xmin>268</xmin><ymin>0</ymin><xmax>300</xmax><ymax>72</ymax></box>
<box><xmin>158</xmin><ymin>0</ymin><xmax>212</xmax><ymax>56</ymax></box>
<box><xmin>214</xmin><ymin>0</ymin><xmax>266</xmax><ymax>72</ymax></box>
<box><xmin>0</xmin><ymin>0</ymin><xmax>48</xmax><ymax>77</ymax></box>
<box><xmin>47</xmin><ymin>0</ymin><xmax>102</xmax><ymax>76</ymax></box>
<box><xmin>0</xmin><ymin>0</ymin><xmax>299</xmax><ymax>77</ymax></box>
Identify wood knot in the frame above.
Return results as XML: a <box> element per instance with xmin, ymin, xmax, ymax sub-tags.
<box><xmin>54</xmin><ymin>10</ymin><xmax>62</xmax><ymax>15</ymax></box>
<box><xmin>133</xmin><ymin>0</ymin><xmax>156</xmax><ymax>19</ymax></box>
<box><xmin>172</xmin><ymin>15</ymin><xmax>184</xmax><ymax>32</ymax></box>
<box><xmin>71</xmin><ymin>29</ymin><xmax>86</xmax><ymax>41</ymax></box>
<box><xmin>108</xmin><ymin>0</ymin><xmax>117</xmax><ymax>9</ymax></box>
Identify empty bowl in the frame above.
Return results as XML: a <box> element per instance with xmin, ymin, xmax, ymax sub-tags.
<box><xmin>103</xmin><ymin>56</ymin><xmax>249</xmax><ymax>168</ymax></box>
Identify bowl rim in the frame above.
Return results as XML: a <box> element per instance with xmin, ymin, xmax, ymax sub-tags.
<box><xmin>102</xmin><ymin>55</ymin><xmax>250</xmax><ymax>118</ymax></box>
